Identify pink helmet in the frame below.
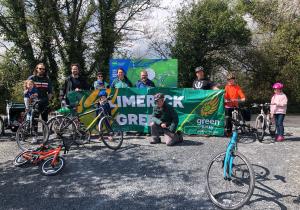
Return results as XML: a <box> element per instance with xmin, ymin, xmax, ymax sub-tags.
<box><xmin>272</xmin><ymin>82</ymin><xmax>284</xmax><ymax>89</ymax></box>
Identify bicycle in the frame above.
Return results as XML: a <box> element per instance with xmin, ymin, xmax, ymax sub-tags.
<box><xmin>0</xmin><ymin>116</ymin><xmax>4</xmax><ymax>136</ymax></box>
<box><xmin>206</xmin><ymin>117</ymin><xmax>255</xmax><ymax>209</ymax></box>
<box><xmin>13</xmin><ymin>135</ymin><xmax>70</xmax><ymax>176</ymax></box>
<box><xmin>47</xmin><ymin>97</ymin><xmax>124</xmax><ymax>150</ymax></box>
<box><xmin>15</xmin><ymin>100</ymin><xmax>49</xmax><ymax>151</ymax></box>
<box><xmin>225</xmin><ymin>99</ymin><xmax>248</xmax><ymax>135</ymax></box>
<box><xmin>253</xmin><ymin>103</ymin><xmax>276</xmax><ymax>142</ymax></box>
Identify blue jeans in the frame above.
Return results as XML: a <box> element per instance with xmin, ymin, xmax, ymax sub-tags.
<box><xmin>274</xmin><ymin>114</ymin><xmax>285</xmax><ymax>136</ymax></box>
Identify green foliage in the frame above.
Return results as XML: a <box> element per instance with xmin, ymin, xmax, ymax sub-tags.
<box><xmin>171</xmin><ymin>0</ymin><xmax>251</xmax><ymax>87</ymax></box>
<box><xmin>237</xmin><ymin>0</ymin><xmax>300</xmax><ymax>104</ymax></box>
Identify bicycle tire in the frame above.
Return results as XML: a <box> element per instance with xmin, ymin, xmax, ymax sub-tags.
<box><xmin>40</xmin><ymin>156</ymin><xmax>65</xmax><ymax>176</ymax></box>
<box><xmin>255</xmin><ymin>115</ymin><xmax>265</xmax><ymax>141</ymax></box>
<box><xmin>99</xmin><ymin>115</ymin><xmax>123</xmax><ymax>150</ymax></box>
<box><xmin>0</xmin><ymin>117</ymin><xmax>4</xmax><ymax>136</ymax></box>
<box><xmin>51</xmin><ymin>117</ymin><xmax>77</xmax><ymax>148</ymax></box>
<box><xmin>206</xmin><ymin>151</ymin><xmax>255</xmax><ymax>210</ymax></box>
<box><xmin>14</xmin><ymin>151</ymin><xmax>31</xmax><ymax>166</ymax></box>
<box><xmin>16</xmin><ymin>118</ymin><xmax>49</xmax><ymax>151</ymax></box>
<box><xmin>46</xmin><ymin>115</ymin><xmax>66</xmax><ymax>146</ymax></box>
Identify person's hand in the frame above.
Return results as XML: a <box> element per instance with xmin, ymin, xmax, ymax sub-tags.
<box><xmin>161</xmin><ymin>123</ymin><xmax>167</xmax><ymax>128</ymax></box>
<box><xmin>150</xmin><ymin>122</ymin><xmax>154</xmax><ymax>126</ymax></box>
<box><xmin>75</xmin><ymin>88</ymin><xmax>81</xmax><ymax>91</ymax></box>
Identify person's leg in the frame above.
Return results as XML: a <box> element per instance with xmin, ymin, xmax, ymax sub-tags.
<box><xmin>164</xmin><ymin>130</ymin><xmax>181</xmax><ymax>146</ymax></box>
<box><xmin>150</xmin><ymin>123</ymin><xmax>162</xmax><ymax>144</ymax></box>
<box><xmin>225</xmin><ymin>108</ymin><xmax>233</xmax><ymax>135</ymax></box>
<box><xmin>277</xmin><ymin>114</ymin><xmax>285</xmax><ymax>140</ymax></box>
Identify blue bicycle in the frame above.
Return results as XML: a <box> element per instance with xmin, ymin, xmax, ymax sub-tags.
<box><xmin>206</xmin><ymin>118</ymin><xmax>255</xmax><ymax>209</ymax></box>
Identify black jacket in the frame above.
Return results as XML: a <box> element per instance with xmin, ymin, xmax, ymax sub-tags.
<box><xmin>60</xmin><ymin>76</ymin><xmax>90</xmax><ymax>98</ymax></box>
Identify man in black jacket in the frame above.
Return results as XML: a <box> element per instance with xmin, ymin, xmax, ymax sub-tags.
<box><xmin>150</xmin><ymin>93</ymin><xmax>183</xmax><ymax>146</ymax></box>
<box><xmin>60</xmin><ymin>63</ymin><xmax>90</xmax><ymax>104</ymax></box>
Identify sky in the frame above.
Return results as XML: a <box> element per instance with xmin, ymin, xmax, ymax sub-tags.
<box><xmin>120</xmin><ymin>0</ymin><xmax>190</xmax><ymax>58</ymax></box>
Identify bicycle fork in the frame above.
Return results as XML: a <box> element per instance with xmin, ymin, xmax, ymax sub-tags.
<box><xmin>223</xmin><ymin>132</ymin><xmax>238</xmax><ymax>180</ymax></box>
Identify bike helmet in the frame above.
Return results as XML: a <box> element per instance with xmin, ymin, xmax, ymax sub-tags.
<box><xmin>272</xmin><ymin>82</ymin><xmax>283</xmax><ymax>89</ymax></box>
<box><xmin>98</xmin><ymin>90</ymin><xmax>107</xmax><ymax>97</ymax></box>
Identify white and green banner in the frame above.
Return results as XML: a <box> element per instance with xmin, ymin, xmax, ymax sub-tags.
<box><xmin>68</xmin><ymin>88</ymin><xmax>225</xmax><ymax>136</ymax></box>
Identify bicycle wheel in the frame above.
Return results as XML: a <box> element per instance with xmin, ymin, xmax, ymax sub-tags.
<box><xmin>255</xmin><ymin>115</ymin><xmax>265</xmax><ymax>142</ymax></box>
<box><xmin>46</xmin><ymin>115</ymin><xmax>66</xmax><ymax>146</ymax></box>
<box><xmin>0</xmin><ymin>117</ymin><xmax>4</xmax><ymax>136</ymax></box>
<box><xmin>14</xmin><ymin>151</ymin><xmax>31</xmax><ymax>166</ymax></box>
<box><xmin>54</xmin><ymin>117</ymin><xmax>77</xmax><ymax>148</ymax></box>
<box><xmin>16</xmin><ymin>119</ymin><xmax>49</xmax><ymax>151</ymax></box>
<box><xmin>40</xmin><ymin>156</ymin><xmax>65</xmax><ymax>176</ymax></box>
<box><xmin>99</xmin><ymin>116</ymin><xmax>123</xmax><ymax>150</ymax></box>
<box><xmin>206</xmin><ymin>151</ymin><xmax>255</xmax><ymax>210</ymax></box>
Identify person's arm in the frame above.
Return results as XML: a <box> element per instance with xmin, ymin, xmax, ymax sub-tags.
<box><xmin>149</xmin><ymin>80</ymin><xmax>155</xmax><ymax>87</ymax></box>
<box><xmin>151</xmin><ymin>107</ymin><xmax>162</xmax><ymax>125</ymax></box>
<box><xmin>111</xmin><ymin>79</ymin><xmax>116</xmax><ymax>88</ymax></box>
<box><xmin>93</xmin><ymin>81</ymin><xmax>98</xmax><ymax>90</ymax></box>
<box><xmin>238</xmin><ymin>86</ymin><xmax>246</xmax><ymax>102</ymax></box>
<box><xmin>277</xmin><ymin>95</ymin><xmax>288</xmax><ymax>107</ymax></box>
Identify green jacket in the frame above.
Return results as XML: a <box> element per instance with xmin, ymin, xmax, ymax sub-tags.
<box><xmin>152</xmin><ymin>102</ymin><xmax>178</xmax><ymax>132</ymax></box>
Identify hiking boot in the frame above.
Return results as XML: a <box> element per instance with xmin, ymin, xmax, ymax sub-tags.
<box><xmin>276</xmin><ymin>135</ymin><xmax>284</xmax><ymax>142</ymax></box>
<box><xmin>150</xmin><ymin>137</ymin><xmax>161</xmax><ymax>144</ymax></box>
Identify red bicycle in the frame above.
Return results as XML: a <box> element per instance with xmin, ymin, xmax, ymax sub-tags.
<box><xmin>14</xmin><ymin>141</ymin><xmax>69</xmax><ymax>176</ymax></box>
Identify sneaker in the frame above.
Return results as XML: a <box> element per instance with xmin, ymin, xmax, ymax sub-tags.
<box><xmin>31</xmin><ymin>137</ymin><xmax>38</xmax><ymax>144</ymax></box>
<box><xmin>150</xmin><ymin>138</ymin><xmax>161</xmax><ymax>144</ymax></box>
<box><xmin>276</xmin><ymin>135</ymin><xmax>284</xmax><ymax>142</ymax></box>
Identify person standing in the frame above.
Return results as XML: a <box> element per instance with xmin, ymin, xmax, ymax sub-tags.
<box><xmin>192</xmin><ymin>66</ymin><xmax>218</xmax><ymax>90</ymax></box>
<box><xmin>224</xmin><ymin>72</ymin><xmax>246</xmax><ymax>136</ymax></box>
<box><xmin>111</xmin><ymin>68</ymin><xmax>133</xmax><ymax>88</ymax></box>
<box><xmin>150</xmin><ymin>93</ymin><xmax>183</xmax><ymax>146</ymax></box>
<box><xmin>136</xmin><ymin>70</ymin><xmax>155</xmax><ymax>88</ymax></box>
<box><xmin>94</xmin><ymin>72</ymin><xmax>109</xmax><ymax>90</ymax></box>
<box><xmin>28</xmin><ymin>63</ymin><xmax>53</xmax><ymax>122</ymax></box>
<box><xmin>135</xmin><ymin>70</ymin><xmax>155</xmax><ymax>136</ymax></box>
<box><xmin>60</xmin><ymin>63</ymin><xmax>90</xmax><ymax>104</ymax></box>
<box><xmin>270</xmin><ymin>82</ymin><xmax>288</xmax><ymax>142</ymax></box>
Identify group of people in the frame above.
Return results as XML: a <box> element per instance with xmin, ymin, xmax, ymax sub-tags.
<box><xmin>23</xmin><ymin>62</ymin><xmax>288</xmax><ymax>147</ymax></box>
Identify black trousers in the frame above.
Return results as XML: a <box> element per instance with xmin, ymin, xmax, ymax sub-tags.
<box><xmin>225</xmin><ymin>108</ymin><xmax>234</xmax><ymax>133</ymax></box>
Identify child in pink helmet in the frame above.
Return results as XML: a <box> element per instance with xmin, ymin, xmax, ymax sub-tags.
<box><xmin>270</xmin><ymin>82</ymin><xmax>288</xmax><ymax>142</ymax></box>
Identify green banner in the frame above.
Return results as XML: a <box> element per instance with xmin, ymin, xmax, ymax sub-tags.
<box><xmin>109</xmin><ymin>59</ymin><xmax>178</xmax><ymax>87</ymax></box>
<box><xmin>68</xmin><ymin>88</ymin><xmax>225</xmax><ymax>136</ymax></box>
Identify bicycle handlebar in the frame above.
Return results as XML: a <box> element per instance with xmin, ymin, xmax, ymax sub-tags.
<box><xmin>252</xmin><ymin>103</ymin><xmax>276</xmax><ymax>108</ymax></box>
<box><xmin>224</xmin><ymin>99</ymin><xmax>245</xmax><ymax>103</ymax></box>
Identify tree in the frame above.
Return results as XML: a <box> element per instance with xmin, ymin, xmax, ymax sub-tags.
<box><xmin>170</xmin><ymin>0</ymin><xmax>251</xmax><ymax>87</ymax></box>
<box><xmin>0</xmin><ymin>0</ymin><xmax>159</xmax><ymax>106</ymax></box>
<box><xmin>237</xmin><ymin>0</ymin><xmax>300</xmax><ymax>104</ymax></box>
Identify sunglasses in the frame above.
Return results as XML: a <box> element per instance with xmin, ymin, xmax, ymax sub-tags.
<box><xmin>98</xmin><ymin>75</ymin><xmax>103</xmax><ymax>77</ymax></box>
<box><xmin>38</xmin><ymin>68</ymin><xmax>45</xmax><ymax>70</ymax></box>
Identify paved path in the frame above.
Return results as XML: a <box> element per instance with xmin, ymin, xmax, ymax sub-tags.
<box><xmin>0</xmin><ymin>115</ymin><xmax>300</xmax><ymax>210</ymax></box>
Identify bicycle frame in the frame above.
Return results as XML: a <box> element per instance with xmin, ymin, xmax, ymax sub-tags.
<box><xmin>223</xmin><ymin>131</ymin><xmax>238</xmax><ymax>180</ymax></box>
<box><xmin>23</xmin><ymin>145</ymin><xmax>62</xmax><ymax>165</ymax></box>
